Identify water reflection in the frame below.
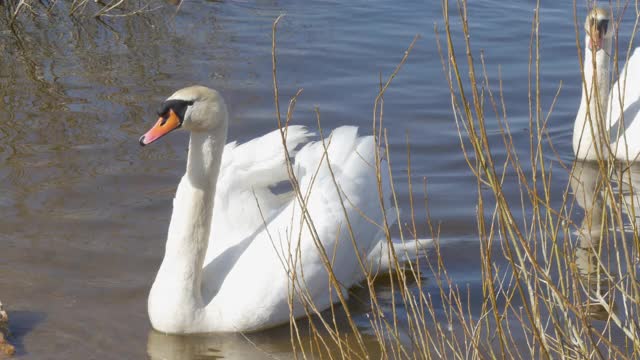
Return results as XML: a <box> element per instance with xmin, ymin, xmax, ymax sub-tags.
<box><xmin>147</xmin><ymin>329</ymin><xmax>319</xmax><ymax>360</ymax></box>
<box><xmin>146</xmin><ymin>317</ymin><xmax>383</xmax><ymax>360</ymax></box>
<box><xmin>570</xmin><ymin>161</ymin><xmax>612</xmax><ymax>320</ymax></box>
<box><xmin>148</xmin><ymin>331</ymin><xmax>247</xmax><ymax>360</ymax></box>
<box><xmin>567</xmin><ymin>161</ymin><xmax>640</xmax><ymax>320</ymax></box>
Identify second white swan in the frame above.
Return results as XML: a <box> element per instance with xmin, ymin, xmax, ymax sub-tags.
<box><xmin>139</xmin><ymin>86</ymin><xmax>429</xmax><ymax>333</ymax></box>
<box><xmin>573</xmin><ymin>7</ymin><xmax>640</xmax><ymax>161</ymax></box>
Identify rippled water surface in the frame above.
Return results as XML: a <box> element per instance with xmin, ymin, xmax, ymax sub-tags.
<box><xmin>1</xmin><ymin>0</ymin><xmax>638</xmax><ymax>358</ymax></box>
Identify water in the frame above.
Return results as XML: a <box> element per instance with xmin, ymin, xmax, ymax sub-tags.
<box><xmin>1</xmin><ymin>0</ymin><xmax>637</xmax><ymax>358</ymax></box>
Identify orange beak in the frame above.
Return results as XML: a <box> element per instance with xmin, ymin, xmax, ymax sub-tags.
<box><xmin>139</xmin><ymin>109</ymin><xmax>182</xmax><ymax>146</ymax></box>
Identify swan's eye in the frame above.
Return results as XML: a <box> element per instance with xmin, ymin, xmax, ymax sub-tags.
<box><xmin>157</xmin><ymin>100</ymin><xmax>195</xmax><ymax>125</ymax></box>
<box><xmin>598</xmin><ymin>19</ymin><xmax>609</xmax><ymax>35</ymax></box>
<box><xmin>587</xmin><ymin>16</ymin><xmax>610</xmax><ymax>37</ymax></box>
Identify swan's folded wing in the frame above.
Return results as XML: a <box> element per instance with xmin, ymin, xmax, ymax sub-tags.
<box><xmin>290</xmin><ymin>127</ymin><xmax>396</xmax><ymax>284</ymax></box>
<box><xmin>609</xmin><ymin>47</ymin><xmax>640</xmax><ymax>159</ymax></box>
<box><xmin>206</xmin><ymin>126</ymin><xmax>313</xmax><ymax>261</ymax></box>
<box><xmin>218</xmin><ymin>126</ymin><xmax>313</xmax><ymax>188</ymax></box>
<box><xmin>207</xmin><ymin>126</ymin><xmax>393</xmax><ymax>320</ymax></box>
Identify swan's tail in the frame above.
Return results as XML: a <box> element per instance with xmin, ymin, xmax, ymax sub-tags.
<box><xmin>365</xmin><ymin>237</ymin><xmax>432</xmax><ymax>274</ymax></box>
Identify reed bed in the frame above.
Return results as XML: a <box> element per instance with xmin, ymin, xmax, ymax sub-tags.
<box><xmin>274</xmin><ymin>1</ymin><xmax>640</xmax><ymax>359</ymax></box>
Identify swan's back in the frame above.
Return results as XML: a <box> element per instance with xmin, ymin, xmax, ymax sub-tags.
<box><xmin>202</xmin><ymin>126</ymin><xmax>395</xmax><ymax>331</ymax></box>
<box><xmin>608</xmin><ymin>47</ymin><xmax>640</xmax><ymax>160</ymax></box>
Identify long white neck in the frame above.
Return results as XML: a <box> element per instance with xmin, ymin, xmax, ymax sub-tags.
<box><xmin>148</xmin><ymin>127</ymin><xmax>226</xmax><ymax>333</ymax></box>
<box><xmin>573</xmin><ymin>34</ymin><xmax>612</xmax><ymax>160</ymax></box>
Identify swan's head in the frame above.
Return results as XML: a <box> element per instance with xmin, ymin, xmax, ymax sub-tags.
<box><xmin>585</xmin><ymin>7</ymin><xmax>612</xmax><ymax>51</ymax></box>
<box><xmin>139</xmin><ymin>86</ymin><xmax>228</xmax><ymax>146</ymax></box>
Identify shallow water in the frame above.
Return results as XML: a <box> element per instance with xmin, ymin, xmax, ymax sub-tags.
<box><xmin>1</xmin><ymin>0</ymin><xmax>638</xmax><ymax>358</ymax></box>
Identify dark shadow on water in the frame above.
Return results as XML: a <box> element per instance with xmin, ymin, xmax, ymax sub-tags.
<box><xmin>6</xmin><ymin>310</ymin><xmax>46</xmax><ymax>357</ymax></box>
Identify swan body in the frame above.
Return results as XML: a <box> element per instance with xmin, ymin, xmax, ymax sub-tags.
<box><xmin>140</xmin><ymin>86</ymin><xmax>429</xmax><ymax>333</ymax></box>
<box><xmin>607</xmin><ymin>47</ymin><xmax>640</xmax><ymax>160</ymax></box>
<box><xmin>573</xmin><ymin>8</ymin><xmax>640</xmax><ymax>161</ymax></box>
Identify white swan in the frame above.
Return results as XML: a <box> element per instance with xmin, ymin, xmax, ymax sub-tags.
<box><xmin>139</xmin><ymin>86</ymin><xmax>429</xmax><ymax>333</ymax></box>
<box><xmin>573</xmin><ymin>7</ymin><xmax>640</xmax><ymax>161</ymax></box>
